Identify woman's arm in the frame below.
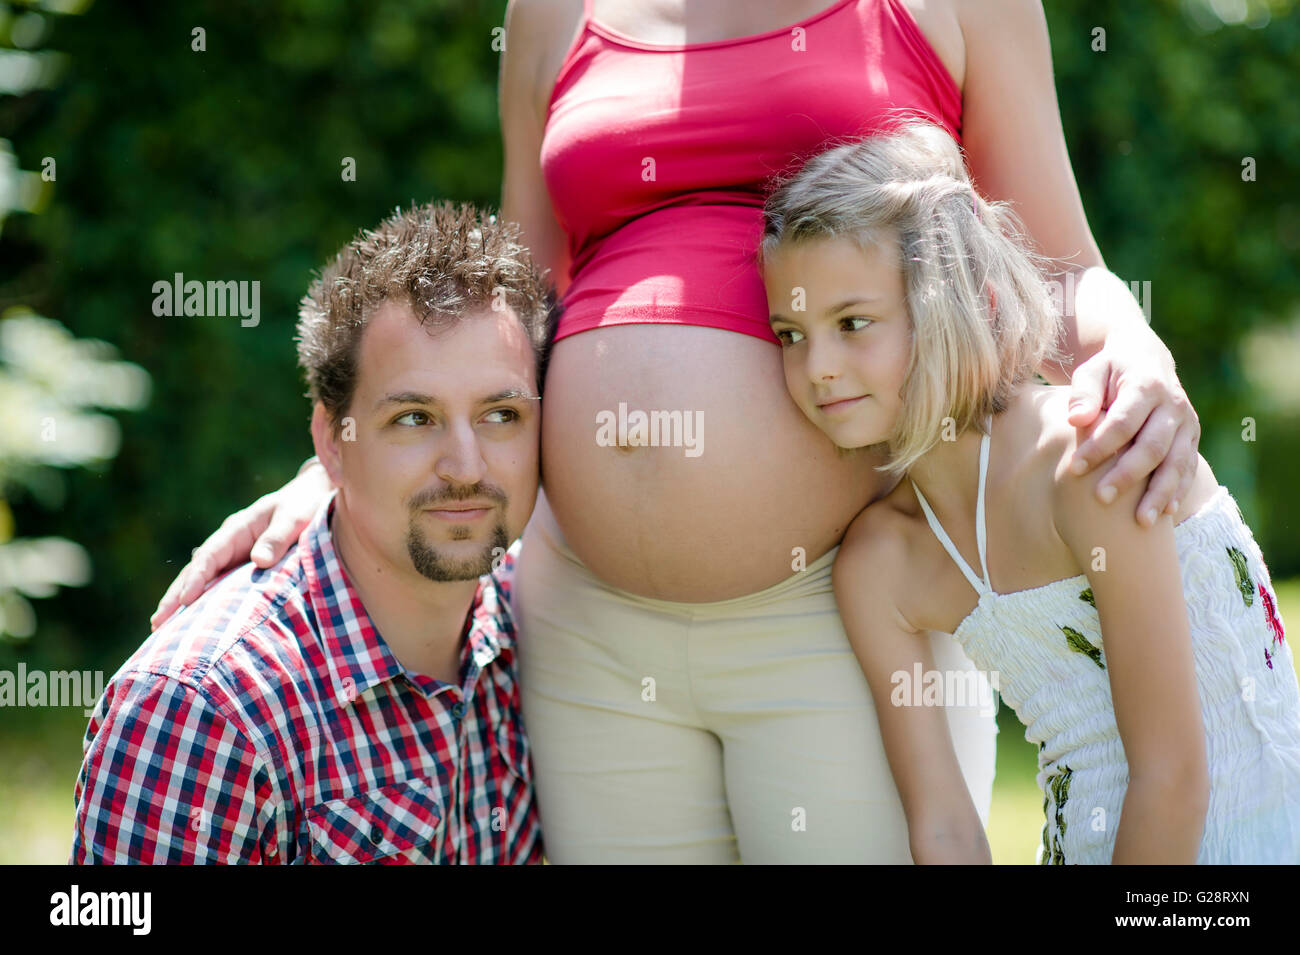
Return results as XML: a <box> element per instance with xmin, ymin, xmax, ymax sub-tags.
<box><xmin>959</xmin><ymin>0</ymin><xmax>1200</xmax><ymax>527</ymax></box>
<box><xmin>833</xmin><ymin>509</ymin><xmax>992</xmax><ymax>864</ymax></box>
<box><xmin>1051</xmin><ymin>431</ymin><xmax>1210</xmax><ymax>864</ymax></box>
<box><xmin>500</xmin><ymin>0</ymin><xmax>573</xmax><ymax>295</ymax></box>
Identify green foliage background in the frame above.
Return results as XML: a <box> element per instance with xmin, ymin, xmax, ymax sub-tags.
<box><xmin>0</xmin><ymin>0</ymin><xmax>1297</xmax><ymax>862</ymax></box>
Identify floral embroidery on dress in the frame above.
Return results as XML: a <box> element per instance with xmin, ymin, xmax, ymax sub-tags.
<box><xmin>1261</xmin><ymin>582</ymin><xmax>1286</xmax><ymax>646</ymax></box>
<box><xmin>1079</xmin><ymin>587</ymin><xmax>1096</xmax><ymax>609</ymax></box>
<box><xmin>1227</xmin><ymin>547</ymin><xmax>1254</xmax><ymax>607</ymax></box>
<box><xmin>1039</xmin><ymin>765</ymin><xmax>1074</xmax><ymax>865</ymax></box>
<box><xmin>1039</xmin><ymin>791</ymin><xmax>1049</xmax><ymax>864</ymax></box>
<box><xmin>1061</xmin><ymin>624</ymin><xmax>1105</xmax><ymax>669</ymax></box>
<box><xmin>1261</xmin><ymin>581</ymin><xmax>1286</xmax><ymax>671</ymax></box>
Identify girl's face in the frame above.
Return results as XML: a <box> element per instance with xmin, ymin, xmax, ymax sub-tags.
<box><xmin>763</xmin><ymin>234</ymin><xmax>912</xmax><ymax>450</ymax></box>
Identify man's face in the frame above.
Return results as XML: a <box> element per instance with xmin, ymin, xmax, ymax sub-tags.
<box><xmin>321</xmin><ymin>299</ymin><xmax>540</xmax><ymax>583</ymax></box>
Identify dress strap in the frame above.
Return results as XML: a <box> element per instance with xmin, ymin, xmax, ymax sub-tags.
<box><xmin>973</xmin><ymin>416</ymin><xmax>992</xmax><ymax>589</ymax></box>
<box><xmin>910</xmin><ymin>416</ymin><xmax>994</xmax><ymax>596</ymax></box>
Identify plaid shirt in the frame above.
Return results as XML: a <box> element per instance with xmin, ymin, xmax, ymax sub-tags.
<box><xmin>71</xmin><ymin>494</ymin><xmax>542</xmax><ymax>864</ymax></box>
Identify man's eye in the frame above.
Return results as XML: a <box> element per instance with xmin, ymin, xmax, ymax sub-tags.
<box><xmin>484</xmin><ymin>408</ymin><xmax>520</xmax><ymax>424</ymax></box>
<box><xmin>775</xmin><ymin>328</ymin><xmax>804</xmax><ymax>346</ymax></box>
<box><xmin>394</xmin><ymin>410</ymin><xmax>430</xmax><ymax>427</ymax></box>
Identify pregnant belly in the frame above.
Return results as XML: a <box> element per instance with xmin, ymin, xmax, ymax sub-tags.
<box><xmin>540</xmin><ymin>323</ymin><xmax>896</xmax><ymax>601</ymax></box>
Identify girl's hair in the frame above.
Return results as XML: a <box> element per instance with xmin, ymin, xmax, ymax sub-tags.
<box><xmin>759</xmin><ymin>119</ymin><xmax>1067</xmax><ymax>476</ymax></box>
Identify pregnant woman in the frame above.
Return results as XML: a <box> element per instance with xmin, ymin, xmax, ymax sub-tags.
<box><xmin>153</xmin><ymin>0</ymin><xmax>1202</xmax><ymax>862</ymax></box>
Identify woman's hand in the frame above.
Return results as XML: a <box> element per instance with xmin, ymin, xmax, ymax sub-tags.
<box><xmin>150</xmin><ymin>460</ymin><xmax>336</xmax><ymax>630</ymax></box>
<box><xmin>1064</xmin><ymin>271</ymin><xmax>1201</xmax><ymax>528</ymax></box>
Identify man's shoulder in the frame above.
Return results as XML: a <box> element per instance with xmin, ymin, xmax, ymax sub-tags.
<box><xmin>111</xmin><ymin>553</ymin><xmax>322</xmax><ymax>734</ymax></box>
<box><xmin>73</xmin><ymin>554</ymin><xmax>320</xmax><ymax>864</ymax></box>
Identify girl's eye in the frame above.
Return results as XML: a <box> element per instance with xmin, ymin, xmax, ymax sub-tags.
<box><xmin>775</xmin><ymin>328</ymin><xmax>804</xmax><ymax>346</ymax></box>
<box><xmin>394</xmin><ymin>410</ymin><xmax>430</xmax><ymax>427</ymax></box>
<box><xmin>484</xmin><ymin>408</ymin><xmax>519</xmax><ymax>424</ymax></box>
<box><xmin>842</xmin><ymin>316</ymin><xmax>873</xmax><ymax>332</ymax></box>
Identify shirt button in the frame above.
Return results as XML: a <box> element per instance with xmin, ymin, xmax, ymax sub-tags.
<box><xmin>451</xmin><ymin>701</ymin><xmax>467</xmax><ymax>719</ymax></box>
<box><xmin>368</xmin><ymin>824</ymin><xmax>384</xmax><ymax>846</ymax></box>
<box><xmin>266</xmin><ymin>843</ymin><xmax>278</xmax><ymax>858</ymax></box>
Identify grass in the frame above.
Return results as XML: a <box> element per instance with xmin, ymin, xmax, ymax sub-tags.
<box><xmin>3</xmin><ymin>577</ymin><xmax>1298</xmax><ymax>864</ymax></box>
<box><xmin>0</xmin><ymin>705</ymin><xmax>88</xmax><ymax>865</ymax></box>
<box><xmin>987</xmin><ymin>710</ymin><xmax>1048</xmax><ymax>864</ymax></box>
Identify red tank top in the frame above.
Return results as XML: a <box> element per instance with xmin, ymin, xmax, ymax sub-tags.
<box><xmin>540</xmin><ymin>0</ymin><xmax>961</xmax><ymax>344</ymax></box>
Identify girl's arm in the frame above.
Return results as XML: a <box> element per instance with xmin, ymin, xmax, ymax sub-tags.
<box><xmin>959</xmin><ymin>0</ymin><xmax>1200</xmax><ymax>527</ymax></box>
<box><xmin>833</xmin><ymin>508</ymin><xmax>992</xmax><ymax>864</ymax></box>
<box><xmin>1051</xmin><ymin>432</ymin><xmax>1210</xmax><ymax>863</ymax></box>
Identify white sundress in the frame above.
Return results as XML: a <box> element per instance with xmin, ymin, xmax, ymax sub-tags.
<box><xmin>910</xmin><ymin>417</ymin><xmax>1300</xmax><ymax>864</ymax></box>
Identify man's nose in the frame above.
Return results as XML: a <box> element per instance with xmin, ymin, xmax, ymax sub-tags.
<box><xmin>435</xmin><ymin>420</ymin><xmax>488</xmax><ymax>486</ymax></box>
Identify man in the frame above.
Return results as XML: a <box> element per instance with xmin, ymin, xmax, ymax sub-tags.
<box><xmin>72</xmin><ymin>201</ymin><xmax>553</xmax><ymax>863</ymax></box>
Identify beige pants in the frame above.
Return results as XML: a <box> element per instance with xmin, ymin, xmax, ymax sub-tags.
<box><xmin>514</xmin><ymin>490</ymin><xmax>998</xmax><ymax>863</ymax></box>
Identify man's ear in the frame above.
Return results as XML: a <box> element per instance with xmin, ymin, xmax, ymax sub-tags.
<box><xmin>311</xmin><ymin>402</ymin><xmax>345</xmax><ymax>487</ymax></box>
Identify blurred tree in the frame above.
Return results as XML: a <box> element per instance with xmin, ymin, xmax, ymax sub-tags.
<box><xmin>1</xmin><ymin>0</ymin><xmax>507</xmax><ymax>668</ymax></box>
<box><xmin>1</xmin><ymin>0</ymin><xmax>147</xmax><ymax>645</ymax></box>
<box><xmin>1046</xmin><ymin>0</ymin><xmax>1299</xmax><ymax>572</ymax></box>
<box><xmin>0</xmin><ymin>309</ymin><xmax>148</xmax><ymax>639</ymax></box>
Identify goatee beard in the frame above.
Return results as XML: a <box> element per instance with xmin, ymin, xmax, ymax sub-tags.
<box><xmin>406</xmin><ymin>520</ymin><xmax>509</xmax><ymax>582</ymax></box>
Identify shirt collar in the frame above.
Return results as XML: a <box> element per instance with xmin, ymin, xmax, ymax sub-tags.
<box><xmin>300</xmin><ymin>493</ymin><xmax>515</xmax><ymax>705</ymax></box>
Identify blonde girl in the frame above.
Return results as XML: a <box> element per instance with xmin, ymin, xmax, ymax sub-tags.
<box><xmin>760</xmin><ymin>120</ymin><xmax>1300</xmax><ymax>864</ymax></box>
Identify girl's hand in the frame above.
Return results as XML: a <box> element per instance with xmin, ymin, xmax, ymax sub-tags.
<box><xmin>150</xmin><ymin>460</ymin><xmax>335</xmax><ymax>630</ymax></box>
<box><xmin>1065</xmin><ymin>317</ymin><xmax>1201</xmax><ymax>528</ymax></box>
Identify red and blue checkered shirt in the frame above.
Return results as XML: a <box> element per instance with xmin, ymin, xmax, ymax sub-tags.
<box><xmin>71</xmin><ymin>495</ymin><xmax>542</xmax><ymax>864</ymax></box>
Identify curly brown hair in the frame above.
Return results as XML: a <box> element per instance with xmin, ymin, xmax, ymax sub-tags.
<box><xmin>296</xmin><ymin>200</ymin><xmax>558</xmax><ymax>429</ymax></box>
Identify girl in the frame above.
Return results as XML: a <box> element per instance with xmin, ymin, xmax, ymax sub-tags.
<box><xmin>760</xmin><ymin>120</ymin><xmax>1300</xmax><ymax>864</ymax></box>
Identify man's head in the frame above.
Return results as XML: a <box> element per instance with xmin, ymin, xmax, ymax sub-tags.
<box><xmin>297</xmin><ymin>201</ymin><xmax>554</xmax><ymax>583</ymax></box>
